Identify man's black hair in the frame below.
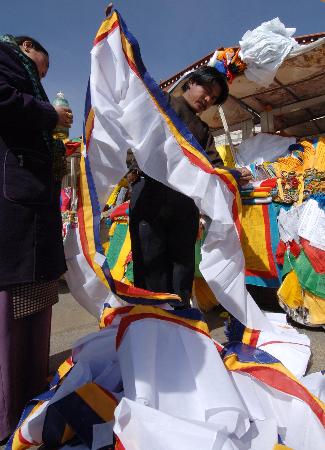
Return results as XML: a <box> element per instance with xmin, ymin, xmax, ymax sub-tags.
<box><xmin>15</xmin><ymin>36</ymin><xmax>48</xmax><ymax>57</ymax></box>
<box><xmin>182</xmin><ymin>66</ymin><xmax>229</xmax><ymax>105</ymax></box>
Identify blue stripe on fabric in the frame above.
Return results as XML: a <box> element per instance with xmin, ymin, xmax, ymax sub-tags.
<box><xmin>83</xmin><ymin>79</ymin><xmax>92</xmax><ymax>146</ymax></box>
<box><xmin>84</xmin><ymin>156</ymin><xmax>102</xmax><ymax>255</ymax></box>
<box><xmin>117</xmin><ymin>295</ymin><xmax>180</xmax><ymax>306</ymax></box>
<box><xmin>245</xmin><ymin>275</ymin><xmax>280</xmax><ymax>288</ymax></box>
<box><xmin>223</xmin><ymin>342</ymin><xmax>280</xmax><ymax>364</ymax></box>
<box><xmin>84</xmin><ymin>156</ymin><xmax>118</xmax><ymax>293</ymax></box>
<box><xmin>170</xmin><ymin>307</ymin><xmax>204</xmax><ymax>321</ymax></box>
<box><xmin>5</xmin><ymin>387</ymin><xmax>57</xmax><ymax>450</ymax></box>
<box><xmin>268</xmin><ymin>203</ymin><xmax>281</xmax><ymax>282</ymax></box>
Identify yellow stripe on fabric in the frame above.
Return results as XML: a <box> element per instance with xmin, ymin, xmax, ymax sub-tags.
<box><xmin>107</xmin><ymin>179</ymin><xmax>128</xmax><ymax>207</ymax></box>
<box><xmin>314</xmin><ymin>136</ymin><xmax>325</xmax><ymax>172</ymax></box>
<box><xmin>242</xmin><ymin>328</ymin><xmax>253</xmax><ymax>346</ymax></box>
<box><xmin>127</xmin><ymin>305</ymin><xmax>210</xmax><ymax>335</ymax></box>
<box><xmin>120</xmin><ymin>29</ymin><xmax>138</xmax><ymax>71</ymax></box>
<box><xmin>95</xmin><ymin>13</ymin><xmax>119</xmax><ymax>41</ymax></box>
<box><xmin>84</xmin><ymin>109</ymin><xmax>95</xmax><ymax>145</ymax></box>
<box><xmin>76</xmin><ymin>384</ymin><xmax>117</xmax><ymax>422</ymax></box>
<box><xmin>100</xmin><ymin>307</ymin><xmax>115</xmax><ymax>328</ymax></box>
<box><xmin>57</xmin><ymin>359</ymin><xmax>73</xmax><ymax>380</ymax></box>
<box><xmin>273</xmin><ymin>445</ymin><xmax>294</xmax><ymax>450</ymax></box>
<box><xmin>110</xmin><ymin>229</ymin><xmax>131</xmax><ymax>281</ymax></box>
<box><xmin>79</xmin><ymin>156</ymin><xmax>110</xmax><ymax>288</ymax></box>
<box><xmin>12</xmin><ymin>401</ymin><xmax>45</xmax><ymax>450</ymax></box>
<box><xmin>224</xmin><ymin>354</ymin><xmax>325</xmax><ymax>412</ymax></box>
<box><xmin>61</xmin><ymin>425</ymin><xmax>74</xmax><ymax>445</ymax></box>
<box><xmin>241</xmin><ymin>205</ymin><xmax>270</xmax><ymax>272</ymax></box>
<box><xmin>224</xmin><ymin>353</ymin><xmax>294</xmax><ymax>378</ymax></box>
<box><xmin>99</xmin><ymin>306</ymin><xmax>132</xmax><ymax>329</ymax></box>
<box><xmin>12</xmin><ymin>433</ymin><xmax>30</xmax><ymax>450</ymax></box>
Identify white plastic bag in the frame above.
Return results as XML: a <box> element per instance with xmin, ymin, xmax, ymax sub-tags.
<box><xmin>239</xmin><ymin>17</ymin><xmax>299</xmax><ymax>86</ymax></box>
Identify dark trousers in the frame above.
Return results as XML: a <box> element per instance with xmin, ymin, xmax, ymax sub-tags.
<box><xmin>0</xmin><ymin>291</ymin><xmax>52</xmax><ymax>440</ymax></box>
<box><xmin>129</xmin><ymin>177</ymin><xmax>199</xmax><ymax>307</ymax></box>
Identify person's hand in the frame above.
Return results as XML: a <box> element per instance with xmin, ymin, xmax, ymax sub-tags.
<box><xmin>237</xmin><ymin>167</ymin><xmax>253</xmax><ymax>186</ymax></box>
<box><xmin>55</xmin><ymin>106</ymin><xmax>73</xmax><ymax>128</ymax></box>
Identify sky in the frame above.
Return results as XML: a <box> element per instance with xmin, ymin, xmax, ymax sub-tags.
<box><xmin>1</xmin><ymin>0</ymin><xmax>324</xmax><ymax>136</ymax></box>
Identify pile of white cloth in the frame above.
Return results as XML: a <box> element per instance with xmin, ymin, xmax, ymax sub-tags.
<box><xmin>239</xmin><ymin>17</ymin><xmax>300</xmax><ymax>86</ymax></box>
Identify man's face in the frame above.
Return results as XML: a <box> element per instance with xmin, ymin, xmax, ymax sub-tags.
<box><xmin>184</xmin><ymin>81</ymin><xmax>221</xmax><ymax>113</ymax></box>
<box><xmin>20</xmin><ymin>41</ymin><xmax>49</xmax><ymax>79</ymax></box>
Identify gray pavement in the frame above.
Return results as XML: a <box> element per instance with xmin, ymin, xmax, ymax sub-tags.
<box><xmin>50</xmin><ymin>281</ymin><xmax>325</xmax><ymax>374</ymax></box>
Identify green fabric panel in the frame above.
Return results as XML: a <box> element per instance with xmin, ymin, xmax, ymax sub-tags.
<box><xmin>281</xmin><ymin>252</ymin><xmax>292</xmax><ymax>279</ymax></box>
<box><xmin>290</xmin><ymin>250</ymin><xmax>325</xmax><ymax>298</ymax></box>
<box><xmin>125</xmin><ymin>261</ymin><xmax>134</xmax><ymax>283</ymax></box>
<box><xmin>194</xmin><ymin>231</ymin><xmax>207</xmax><ymax>277</ymax></box>
<box><xmin>106</xmin><ymin>223</ymin><xmax>128</xmax><ymax>269</ymax></box>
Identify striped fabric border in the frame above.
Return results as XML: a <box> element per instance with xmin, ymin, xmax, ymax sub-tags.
<box><xmin>78</xmin><ymin>10</ymin><xmax>242</xmax><ymax>307</ymax></box>
<box><xmin>223</xmin><ymin>342</ymin><xmax>325</xmax><ymax>428</ymax></box>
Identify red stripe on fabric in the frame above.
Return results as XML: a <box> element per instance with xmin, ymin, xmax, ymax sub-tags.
<box><xmin>245</xmin><ymin>268</ymin><xmax>276</xmax><ymax>279</ymax></box>
<box><xmin>213</xmin><ymin>171</ymin><xmax>240</xmax><ymax>234</ymax></box>
<box><xmin>114</xmin><ymin>280</ymin><xmax>176</xmax><ymax>300</ymax></box>
<box><xmin>181</xmin><ymin>147</ymin><xmax>215</xmax><ymax>174</ymax></box>
<box><xmin>249</xmin><ymin>330</ymin><xmax>260</xmax><ymax>347</ymax></box>
<box><xmin>109</xmin><ymin>202</ymin><xmax>129</xmax><ymax>220</ymax></box>
<box><xmin>301</xmin><ymin>238</ymin><xmax>325</xmax><ymax>273</ymax></box>
<box><xmin>77</xmin><ymin>182</ymin><xmax>94</xmax><ymax>270</ymax></box>
<box><xmin>18</xmin><ymin>429</ymin><xmax>34</xmax><ymax>446</ymax></box>
<box><xmin>123</xmin><ymin>50</ymin><xmax>141</xmax><ymax>78</ymax></box>
<box><xmin>181</xmin><ymin>147</ymin><xmax>240</xmax><ymax>231</ymax></box>
<box><xmin>93</xmin><ymin>20</ymin><xmax>120</xmax><ymax>46</ymax></box>
<box><xmin>214</xmin><ymin>341</ymin><xmax>224</xmax><ymax>353</ymax></box>
<box><xmin>258</xmin><ymin>340</ymin><xmax>310</xmax><ymax>348</ymax></box>
<box><xmin>116</xmin><ymin>313</ymin><xmax>210</xmax><ymax>349</ymax></box>
<box><xmin>232</xmin><ymin>199</ymin><xmax>241</xmax><ymax>236</ymax></box>
<box><xmin>216</xmin><ymin>172</ymin><xmax>238</xmax><ymax>197</ymax></box>
<box><xmin>241</xmin><ymin>366</ymin><xmax>325</xmax><ymax>427</ymax></box>
<box><xmin>115</xmin><ymin>437</ymin><xmax>126</xmax><ymax>450</ymax></box>
<box><xmin>276</xmin><ymin>240</ymin><xmax>287</xmax><ymax>266</ymax></box>
<box><xmin>103</xmin><ymin>306</ymin><xmax>133</xmax><ymax>327</ymax></box>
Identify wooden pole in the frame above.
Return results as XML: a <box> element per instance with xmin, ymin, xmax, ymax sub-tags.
<box><xmin>218</xmin><ymin>106</ymin><xmax>238</xmax><ymax>166</ymax></box>
<box><xmin>105</xmin><ymin>3</ymin><xmax>114</xmax><ymax>17</ymax></box>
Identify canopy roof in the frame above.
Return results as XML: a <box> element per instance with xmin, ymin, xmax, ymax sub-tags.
<box><xmin>160</xmin><ymin>33</ymin><xmax>325</xmax><ymax>138</ymax></box>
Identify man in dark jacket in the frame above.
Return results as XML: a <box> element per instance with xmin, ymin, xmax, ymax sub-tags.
<box><xmin>129</xmin><ymin>67</ymin><xmax>251</xmax><ymax>309</ymax></box>
<box><xmin>0</xmin><ymin>35</ymin><xmax>73</xmax><ymax>441</ymax></box>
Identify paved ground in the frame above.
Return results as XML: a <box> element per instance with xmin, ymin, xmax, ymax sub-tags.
<box><xmin>50</xmin><ymin>281</ymin><xmax>325</xmax><ymax>374</ymax></box>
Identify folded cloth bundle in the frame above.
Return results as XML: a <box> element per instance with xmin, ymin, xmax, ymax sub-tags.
<box><xmin>240</xmin><ymin>183</ymin><xmax>273</xmax><ymax>205</ymax></box>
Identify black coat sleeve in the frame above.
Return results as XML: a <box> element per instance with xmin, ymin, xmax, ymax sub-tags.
<box><xmin>0</xmin><ymin>46</ymin><xmax>58</xmax><ymax>131</ymax></box>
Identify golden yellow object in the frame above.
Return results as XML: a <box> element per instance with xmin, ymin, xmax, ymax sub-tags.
<box><xmin>193</xmin><ymin>277</ymin><xmax>218</xmax><ymax>312</ymax></box>
<box><xmin>277</xmin><ymin>271</ymin><xmax>303</xmax><ymax>309</ymax></box>
<box><xmin>216</xmin><ymin>144</ymin><xmax>236</xmax><ymax>168</ymax></box>
<box><xmin>314</xmin><ymin>137</ymin><xmax>325</xmax><ymax>172</ymax></box>
<box><xmin>304</xmin><ymin>291</ymin><xmax>325</xmax><ymax>326</ymax></box>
